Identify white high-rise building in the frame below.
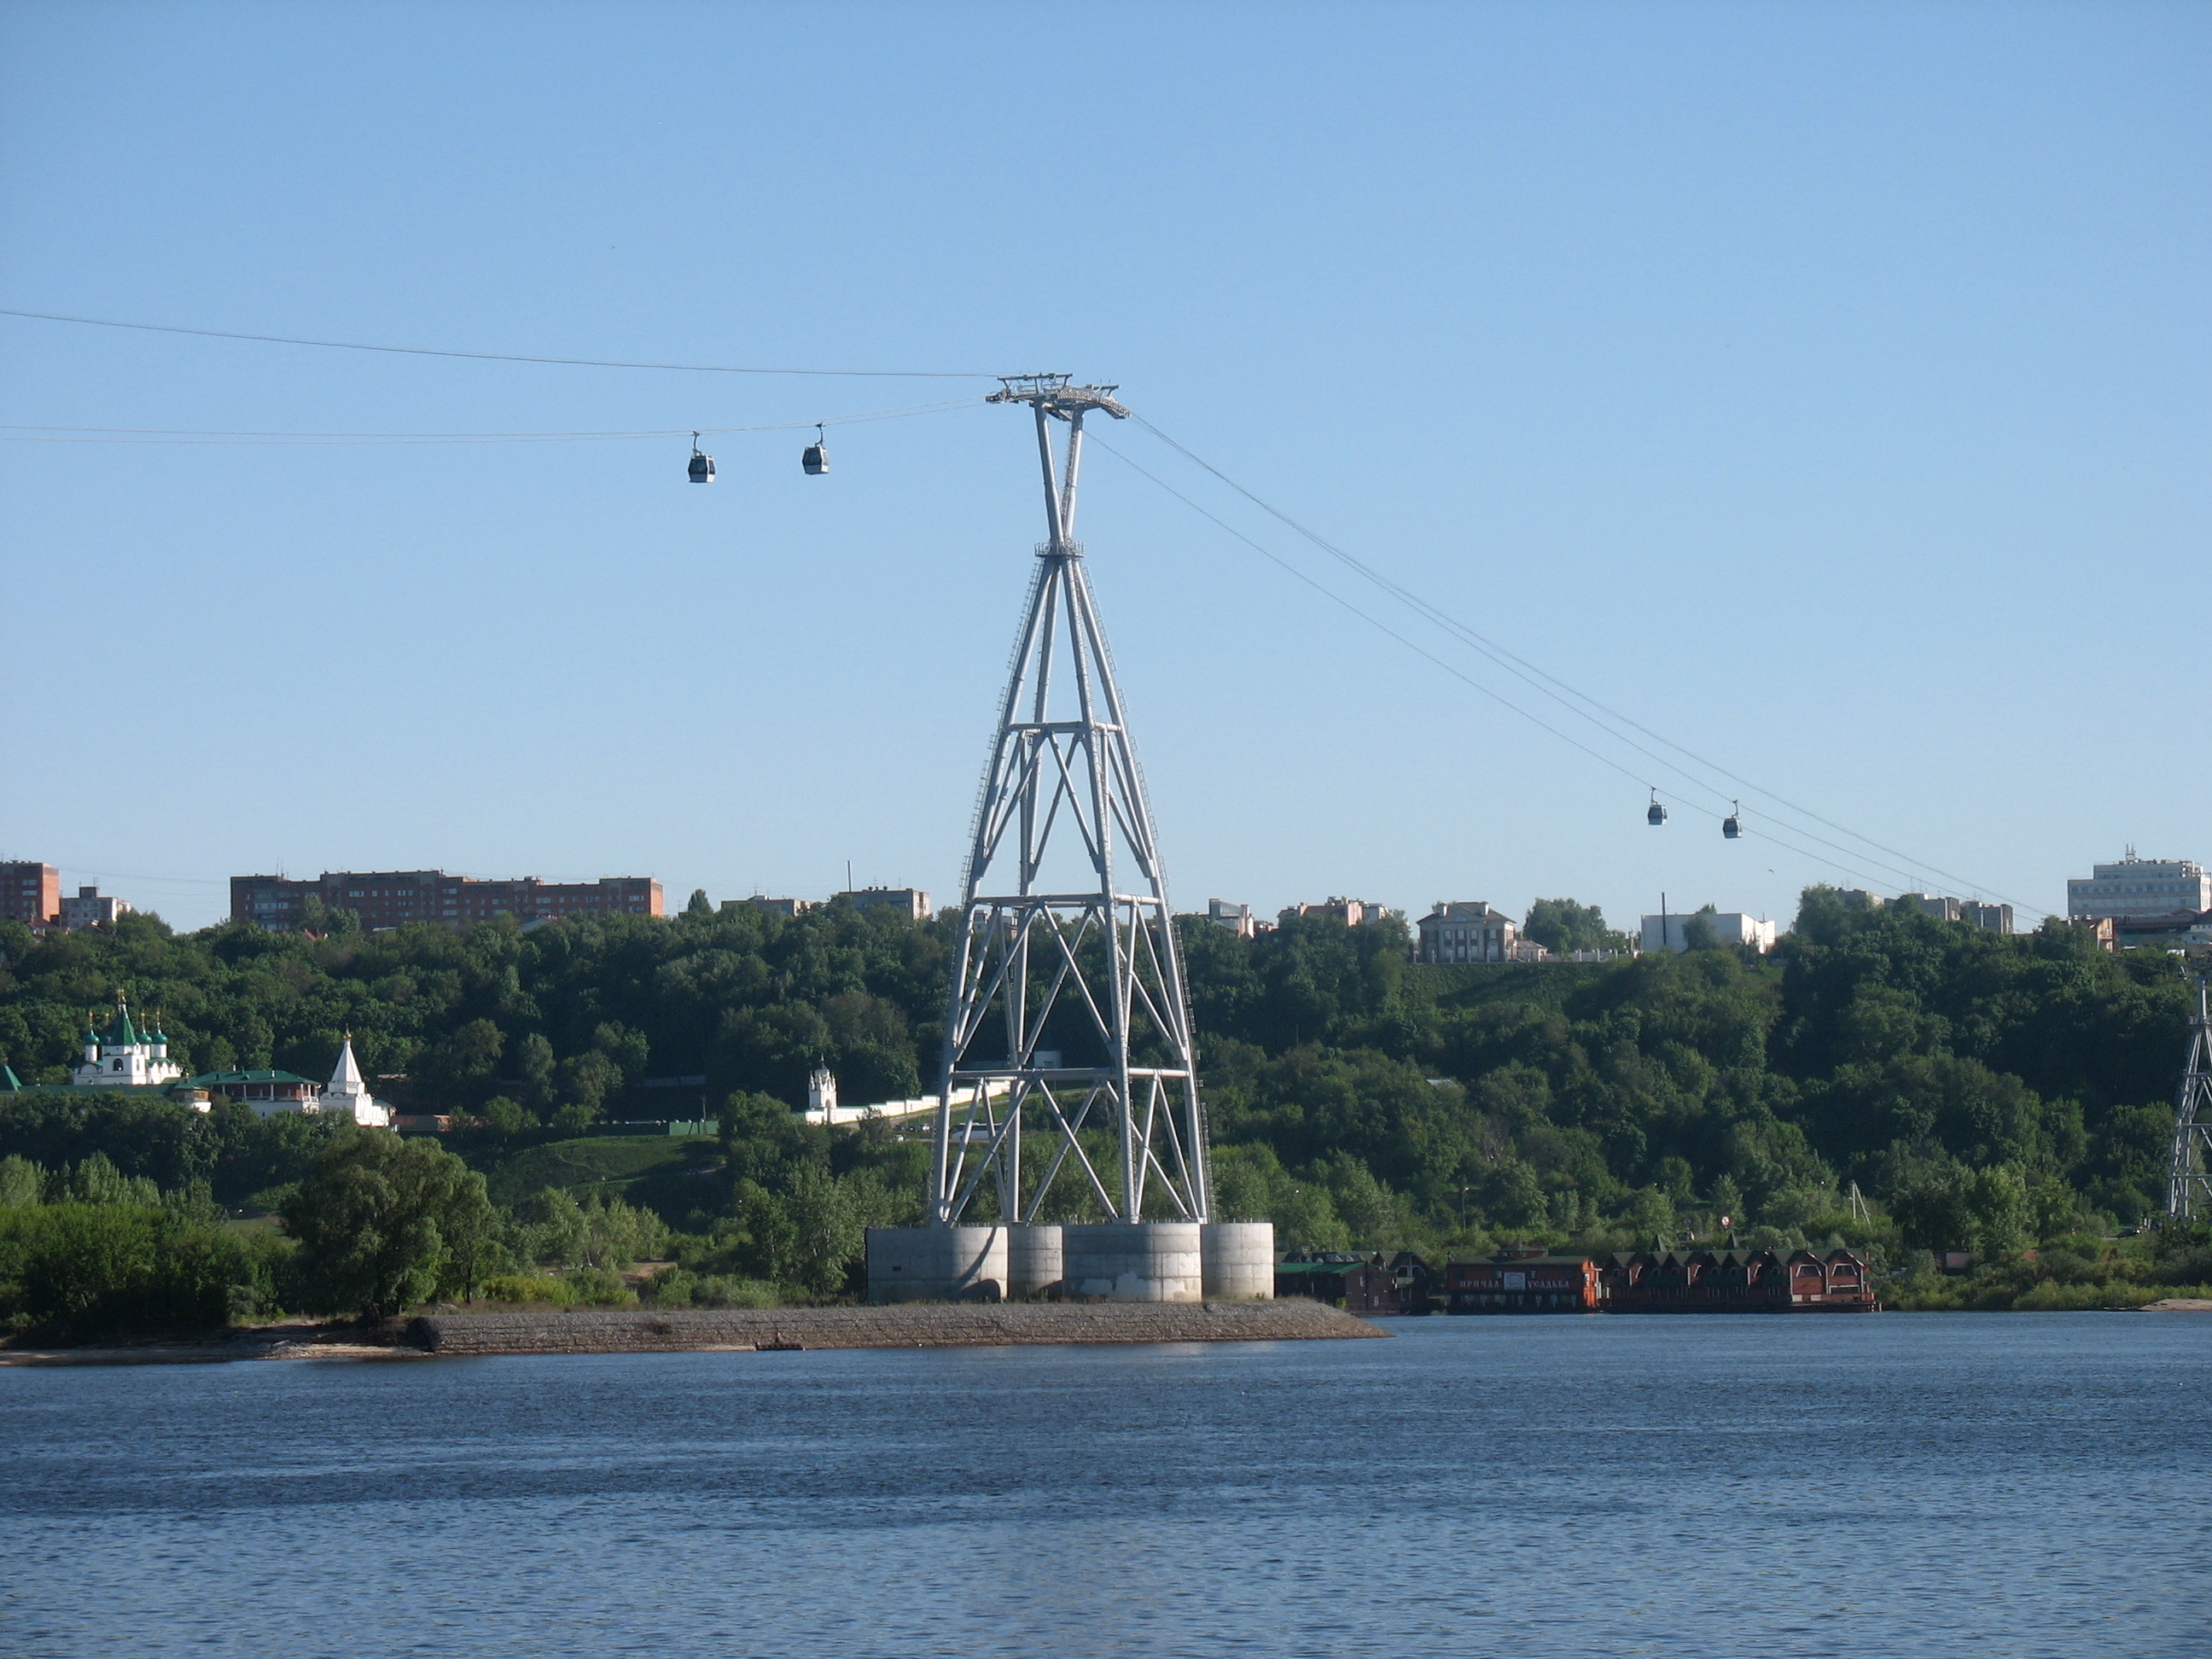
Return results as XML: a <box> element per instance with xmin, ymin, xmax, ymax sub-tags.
<box><xmin>2067</xmin><ymin>857</ymin><xmax>2211</xmax><ymax>921</ymax></box>
<box><xmin>318</xmin><ymin>1035</ymin><xmax>390</xmax><ymax>1126</ymax></box>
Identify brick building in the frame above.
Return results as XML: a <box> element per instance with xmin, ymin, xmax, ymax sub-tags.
<box><xmin>1275</xmin><ymin>1252</ymin><xmax>1405</xmax><ymax>1313</ymax></box>
<box><xmin>231</xmin><ymin>870</ymin><xmax>662</xmax><ymax>932</ymax></box>
<box><xmin>1604</xmin><ymin>1244</ymin><xmax>1876</xmax><ymax>1313</ymax></box>
<box><xmin>1445</xmin><ymin>1243</ymin><xmax>1878</xmax><ymax>1314</ymax></box>
<box><xmin>1</xmin><ymin>862</ymin><xmax>60</xmax><ymax>928</ymax></box>
<box><xmin>1447</xmin><ymin>1247</ymin><xmax>1604</xmax><ymax>1313</ymax></box>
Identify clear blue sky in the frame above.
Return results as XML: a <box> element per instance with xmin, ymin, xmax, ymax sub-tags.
<box><xmin>3</xmin><ymin>2</ymin><xmax>2204</xmax><ymax>934</ymax></box>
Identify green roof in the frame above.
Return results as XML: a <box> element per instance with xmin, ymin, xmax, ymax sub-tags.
<box><xmin>189</xmin><ymin>1069</ymin><xmax>314</xmax><ymax>1086</ymax></box>
<box><xmin>105</xmin><ymin>1001</ymin><xmax>139</xmax><ymax>1046</ymax></box>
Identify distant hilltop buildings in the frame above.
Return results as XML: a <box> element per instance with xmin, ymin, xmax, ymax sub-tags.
<box><xmin>2063</xmin><ymin>853</ymin><xmax>2212</xmax><ymax>952</ymax></box>
<box><xmin>50</xmin><ymin>992</ymin><xmax>389</xmax><ymax>1125</ymax></box>
<box><xmin>232</xmin><ymin>870</ymin><xmax>663</xmax><ymax>932</ymax></box>
<box><xmin>9</xmin><ymin>849</ymin><xmax>2209</xmax><ymax>957</ymax></box>
<box><xmin>1640</xmin><ymin>911</ymin><xmax>1777</xmax><ymax>955</ymax></box>
<box><xmin>1</xmin><ymin>864</ymin><xmax>130</xmax><ymax>932</ymax></box>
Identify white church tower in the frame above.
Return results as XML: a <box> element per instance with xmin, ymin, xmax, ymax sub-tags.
<box><xmin>318</xmin><ymin>1034</ymin><xmax>391</xmax><ymax>1126</ymax></box>
<box><xmin>72</xmin><ymin>993</ymin><xmax>183</xmax><ymax>1089</ymax></box>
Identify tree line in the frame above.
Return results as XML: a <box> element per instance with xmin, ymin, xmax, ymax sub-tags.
<box><xmin>1</xmin><ymin>887</ymin><xmax>2205</xmax><ymax>1325</ymax></box>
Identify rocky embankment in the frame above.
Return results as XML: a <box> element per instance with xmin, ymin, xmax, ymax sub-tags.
<box><xmin>411</xmin><ymin>1299</ymin><xmax>1387</xmax><ymax>1355</ymax></box>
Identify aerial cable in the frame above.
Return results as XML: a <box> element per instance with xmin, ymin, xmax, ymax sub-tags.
<box><xmin>1128</xmin><ymin>414</ymin><xmax>2035</xmax><ymax>914</ymax></box>
<box><xmin>0</xmin><ymin>307</ymin><xmax>998</xmax><ymax>380</ymax></box>
<box><xmin>0</xmin><ymin>399</ymin><xmax>982</xmax><ymax>445</ymax></box>
<box><xmin>1087</xmin><ymin>436</ymin><xmax>1922</xmax><ymax>898</ymax></box>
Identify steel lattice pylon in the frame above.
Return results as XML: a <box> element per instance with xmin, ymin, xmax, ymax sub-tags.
<box><xmin>929</xmin><ymin>375</ymin><xmax>1209</xmax><ymax>1228</ymax></box>
<box><xmin>2169</xmin><ymin>972</ymin><xmax>2212</xmax><ymax>1222</ymax></box>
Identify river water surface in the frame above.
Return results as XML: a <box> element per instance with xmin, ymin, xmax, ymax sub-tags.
<box><xmin>2</xmin><ymin>1313</ymin><xmax>2203</xmax><ymax>1656</ymax></box>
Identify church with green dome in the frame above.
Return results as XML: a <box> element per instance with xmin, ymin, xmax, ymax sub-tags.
<box><xmin>70</xmin><ymin>992</ymin><xmax>185</xmax><ymax>1090</ymax></box>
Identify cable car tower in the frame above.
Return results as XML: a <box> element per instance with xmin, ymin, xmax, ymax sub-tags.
<box><xmin>929</xmin><ymin>375</ymin><xmax>1210</xmax><ymax>1231</ymax></box>
<box><xmin>2168</xmin><ymin>969</ymin><xmax>2212</xmax><ymax>1222</ymax></box>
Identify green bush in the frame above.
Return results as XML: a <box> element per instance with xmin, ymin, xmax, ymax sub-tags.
<box><xmin>480</xmin><ymin>1272</ymin><xmax>570</xmax><ymax>1304</ymax></box>
<box><xmin>693</xmin><ymin>1274</ymin><xmax>778</xmax><ymax>1308</ymax></box>
<box><xmin>560</xmin><ymin>1267</ymin><xmax>634</xmax><ymax>1306</ymax></box>
<box><xmin>0</xmin><ymin>1204</ymin><xmax>240</xmax><ymax>1335</ymax></box>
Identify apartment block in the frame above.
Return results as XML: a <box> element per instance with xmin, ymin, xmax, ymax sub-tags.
<box><xmin>837</xmin><ymin>888</ymin><xmax>932</xmax><ymax>920</ymax></box>
<box><xmin>723</xmin><ymin>896</ymin><xmax>816</xmax><ymax>917</ymax></box>
<box><xmin>1</xmin><ymin>862</ymin><xmax>59</xmax><ymax>928</ymax></box>
<box><xmin>2067</xmin><ymin>857</ymin><xmax>2211</xmax><ymax>922</ymax></box>
<box><xmin>61</xmin><ymin>886</ymin><xmax>131</xmax><ymax>931</ymax></box>
<box><xmin>231</xmin><ymin>870</ymin><xmax>662</xmax><ymax>932</ymax></box>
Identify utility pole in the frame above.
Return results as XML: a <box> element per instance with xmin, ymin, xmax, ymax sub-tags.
<box><xmin>2168</xmin><ymin>970</ymin><xmax>2212</xmax><ymax>1223</ymax></box>
<box><xmin>928</xmin><ymin>375</ymin><xmax>1209</xmax><ymax>1230</ymax></box>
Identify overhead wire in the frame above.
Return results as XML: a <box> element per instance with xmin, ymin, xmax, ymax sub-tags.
<box><xmin>1086</xmin><ymin>435</ymin><xmax>1930</xmax><ymax>899</ymax></box>
<box><xmin>0</xmin><ymin>399</ymin><xmax>985</xmax><ymax>445</ymax></box>
<box><xmin>3</xmin><ymin>303</ymin><xmax>2036</xmax><ymax>912</ymax></box>
<box><xmin>0</xmin><ymin>306</ymin><xmax>998</xmax><ymax>379</ymax></box>
<box><xmin>1123</xmin><ymin>415</ymin><xmax>2039</xmax><ymax>917</ymax></box>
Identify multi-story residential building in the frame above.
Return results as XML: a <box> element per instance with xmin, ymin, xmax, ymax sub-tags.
<box><xmin>2067</xmin><ymin>856</ymin><xmax>2212</xmax><ymax>922</ymax></box>
<box><xmin>60</xmin><ymin>886</ymin><xmax>131</xmax><ymax>931</ymax></box>
<box><xmin>1292</xmin><ymin>897</ymin><xmax>1388</xmax><ymax>927</ymax></box>
<box><xmin>723</xmin><ymin>896</ymin><xmax>815</xmax><ymax>917</ymax></box>
<box><xmin>1640</xmin><ymin>911</ymin><xmax>1777</xmax><ymax>954</ymax></box>
<box><xmin>1</xmin><ymin>862</ymin><xmax>60</xmax><ymax>928</ymax></box>
<box><xmin>1205</xmin><ymin>899</ymin><xmax>1257</xmax><ymax>939</ymax></box>
<box><xmin>231</xmin><ymin>870</ymin><xmax>662</xmax><ymax>932</ymax></box>
<box><xmin>1959</xmin><ymin>901</ymin><xmax>2013</xmax><ymax>934</ymax></box>
<box><xmin>1902</xmin><ymin>894</ymin><xmax>1962</xmax><ymax>923</ymax></box>
<box><xmin>1417</xmin><ymin>901</ymin><xmax>1518</xmax><ymax>963</ymax></box>
<box><xmin>838</xmin><ymin>887</ymin><xmax>931</xmax><ymax>920</ymax></box>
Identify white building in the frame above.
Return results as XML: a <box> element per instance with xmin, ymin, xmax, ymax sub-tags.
<box><xmin>72</xmin><ymin>995</ymin><xmax>183</xmax><ymax>1089</ymax></box>
<box><xmin>318</xmin><ymin>1035</ymin><xmax>390</xmax><ymax>1126</ymax></box>
<box><xmin>1417</xmin><ymin>901</ymin><xmax>1518</xmax><ymax>963</ymax></box>
<box><xmin>1206</xmin><ymin>899</ymin><xmax>1258</xmax><ymax>939</ymax></box>
<box><xmin>2067</xmin><ymin>857</ymin><xmax>2211</xmax><ymax>922</ymax></box>
<box><xmin>61</xmin><ymin>886</ymin><xmax>131</xmax><ymax>932</ymax></box>
<box><xmin>1640</xmin><ymin>911</ymin><xmax>1777</xmax><ymax>954</ymax></box>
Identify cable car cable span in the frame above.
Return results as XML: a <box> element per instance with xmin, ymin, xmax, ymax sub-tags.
<box><xmin>1086</xmin><ymin>435</ymin><xmax>1934</xmax><ymax>899</ymax></box>
<box><xmin>0</xmin><ymin>399</ymin><xmax>983</xmax><ymax>445</ymax></box>
<box><xmin>0</xmin><ymin>307</ymin><xmax>998</xmax><ymax>380</ymax></box>
<box><xmin>1125</xmin><ymin>415</ymin><xmax>2036</xmax><ymax>916</ymax></box>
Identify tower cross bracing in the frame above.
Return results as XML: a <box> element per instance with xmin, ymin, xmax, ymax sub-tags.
<box><xmin>2170</xmin><ymin>972</ymin><xmax>2212</xmax><ymax>1223</ymax></box>
<box><xmin>929</xmin><ymin>376</ymin><xmax>1209</xmax><ymax>1228</ymax></box>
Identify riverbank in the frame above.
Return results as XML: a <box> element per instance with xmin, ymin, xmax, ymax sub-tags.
<box><xmin>411</xmin><ymin>1299</ymin><xmax>1388</xmax><ymax>1355</ymax></box>
<box><xmin>0</xmin><ymin>1299</ymin><xmax>1386</xmax><ymax>1365</ymax></box>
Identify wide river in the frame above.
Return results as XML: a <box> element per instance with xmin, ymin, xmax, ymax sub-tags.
<box><xmin>2</xmin><ymin>1313</ymin><xmax>2203</xmax><ymax>1656</ymax></box>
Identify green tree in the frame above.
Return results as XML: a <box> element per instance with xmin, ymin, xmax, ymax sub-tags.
<box><xmin>684</xmin><ymin>888</ymin><xmax>714</xmax><ymax>917</ymax></box>
<box><xmin>282</xmin><ymin>1132</ymin><xmax>495</xmax><ymax>1318</ymax></box>
<box><xmin>0</xmin><ymin>1204</ymin><xmax>237</xmax><ymax>1333</ymax></box>
<box><xmin>1522</xmin><ymin>898</ymin><xmax>1624</xmax><ymax>955</ymax></box>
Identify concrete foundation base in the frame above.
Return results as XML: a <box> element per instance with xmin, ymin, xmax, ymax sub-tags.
<box><xmin>865</xmin><ymin>1225</ymin><xmax>1006</xmax><ymax>1304</ymax></box>
<box><xmin>1062</xmin><ymin>1221</ymin><xmax>1205</xmax><ymax>1302</ymax></box>
<box><xmin>1202</xmin><ymin>1221</ymin><xmax>1276</xmax><ymax>1300</ymax></box>
<box><xmin>1006</xmin><ymin>1224</ymin><xmax>1064</xmax><ymax>1298</ymax></box>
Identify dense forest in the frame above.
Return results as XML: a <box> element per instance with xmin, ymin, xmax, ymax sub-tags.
<box><xmin>2</xmin><ymin>887</ymin><xmax>2207</xmax><ymax>1327</ymax></box>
